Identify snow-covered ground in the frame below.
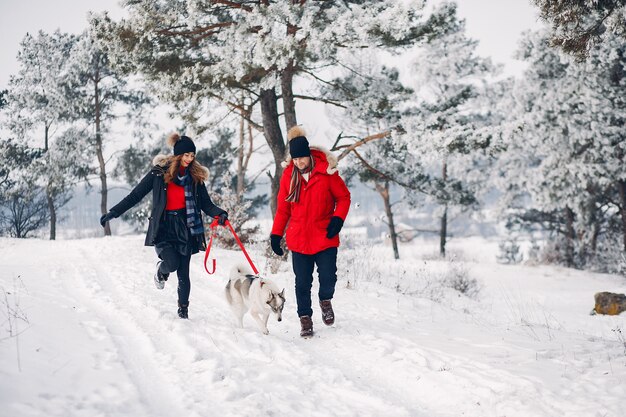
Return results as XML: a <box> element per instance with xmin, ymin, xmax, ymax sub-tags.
<box><xmin>1</xmin><ymin>235</ymin><xmax>625</xmax><ymax>417</ymax></box>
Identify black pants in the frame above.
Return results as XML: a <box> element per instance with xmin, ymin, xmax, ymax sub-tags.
<box><xmin>292</xmin><ymin>247</ymin><xmax>338</xmax><ymax>317</ymax></box>
<box><xmin>157</xmin><ymin>246</ymin><xmax>192</xmax><ymax>305</ymax></box>
<box><xmin>155</xmin><ymin>209</ymin><xmax>195</xmax><ymax>306</ymax></box>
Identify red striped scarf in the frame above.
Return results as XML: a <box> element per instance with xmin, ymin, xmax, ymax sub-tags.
<box><xmin>285</xmin><ymin>157</ymin><xmax>315</xmax><ymax>203</ymax></box>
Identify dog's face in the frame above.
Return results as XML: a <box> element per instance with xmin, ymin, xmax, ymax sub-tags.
<box><xmin>267</xmin><ymin>289</ymin><xmax>285</xmax><ymax>322</ymax></box>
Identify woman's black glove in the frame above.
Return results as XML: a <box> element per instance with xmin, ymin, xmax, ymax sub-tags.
<box><xmin>218</xmin><ymin>212</ymin><xmax>228</xmax><ymax>226</ymax></box>
<box><xmin>99</xmin><ymin>210</ymin><xmax>118</xmax><ymax>228</ymax></box>
<box><xmin>270</xmin><ymin>234</ymin><xmax>284</xmax><ymax>256</ymax></box>
<box><xmin>326</xmin><ymin>216</ymin><xmax>344</xmax><ymax>238</ymax></box>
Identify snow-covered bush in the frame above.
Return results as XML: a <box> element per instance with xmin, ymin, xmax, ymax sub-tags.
<box><xmin>338</xmin><ymin>239</ymin><xmax>480</xmax><ymax>301</ymax></box>
<box><xmin>497</xmin><ymin>237</ymin><xmax>523</xmax><ymax>264</ymax></box>
<box><xmin>442</xmin><ymin>261</ymin><xmax>481</xmax><ymax>299</ymax></box>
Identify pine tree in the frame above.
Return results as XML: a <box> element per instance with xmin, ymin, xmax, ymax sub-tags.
<box><xmin>3</xmin><ymin>31</ymin><xmax>89</xmax><ymax>239</ymax></box>
<box><xmin>532</xmin><ymin>0</ymin><xmax>626</xmax><ymax>59</ymax></box>
<box><xmin>496</xmin><ymin>30</ymin><xmax>626</xmax><ymax>270</ymax></box>
<box><xmin>68</xmin><ymin>31</ymin><xmax>151</xmax><ymax>236</ymax></box>
<box><xmin>401</xmin><ymin>18</ymin><xmax>497</xmax><ymax>257</ymax></box>
<box><xmin>322</xmin><ymin>55</ymin><xmax>426</xmax><ymax>259</ymax></box>
<box><xmin>90</xmin><ymin>0</ymin><xmax>456</xmax><ymax>214</ymax></box>
<box><xmin>0</xmin><ymin>139</ymin><xmax>48</xmax><ymax>238</ymax></box>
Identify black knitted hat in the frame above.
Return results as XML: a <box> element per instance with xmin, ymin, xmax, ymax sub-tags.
<box><xmin>289</xmin><ymin>136</ymin><xmax>310</xmax><ymax>159</ymax></box>
<box><xmin>174</xmin><ymin>135</ymin><xmax>196</xmax><ymax>156</ymax></box>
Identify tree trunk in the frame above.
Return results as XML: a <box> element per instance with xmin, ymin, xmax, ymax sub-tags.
<box><xmin>591</xmin><ymin>221</ymin><xmax>600</xmax><ymax>253</ymax></box>
<box><xmin>375</xmin><ymin>181</ymin><xmax>399</xmax><ymax>260</ymax></box>
<box><xmin>440</xmin><ymin>206</ymin><xmax>447</xmax><ymax>258</ymax></box>
<box><xmin>259</xmin><ymin>88</ymin><xmax>285</xmax><ymax>217</ymax></box>
<box><xmin>439</xmin><ymin>159</ymin><xmax>448</xmax><ymax>257</ymax></box>
<box><xmin>236</xmin><ymin>109</ymin><xmax>246</xmax><ymax>201</ymax></box>
<box><xmin>46</xmin><ymin>181</ymin><xmax>56</xmax><ymax>240</ymax></box>
<box><xmin>44</xmin><ymin>124</ymin><xmax>49</xmax><ymax>152</ymax></box>
<box><xmin>44</xmin><ymin>125</ymin><xmax>56</xmax><ymax>240</ymax></box>
<box><xmin>618</xmin><ymin>180</ymin><xmax>626</xmax><ymax>252</ymax></box>
<box><xmin>281</xmin><ymin>62</ymin><xmax>298</xmax><ymax>130</ymax></box>
<box><xmin>94</xmin><ymin>72</ymin><xmax>110</xmax><ymax>236</ymax></box>
<box><xmin>564</xmin><ymin>206</ymin><xmax>576</xmax><ymax>267</ymax></box>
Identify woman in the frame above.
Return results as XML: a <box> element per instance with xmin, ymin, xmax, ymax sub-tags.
<box><xmin>100</xmin><ymin>133</ymin><xmax>227</xmax><ymax>319</ymax></box>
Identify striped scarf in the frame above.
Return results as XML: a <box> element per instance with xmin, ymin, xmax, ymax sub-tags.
<box><xmin>172</xmin><ymin>169</ymin><xmax>205</xmax><ymax>236</ymax></box>
<box><xmin>285</xmin><ymin>156</ymin><xmax>315</xmax><ymax>203</ymax></box>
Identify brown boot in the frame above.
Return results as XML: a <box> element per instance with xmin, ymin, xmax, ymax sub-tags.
<box><xmin>299</xmin><ymin>315</ymin><xmax>313</xmax><ymax>338</ymax></box>
<box><xmin>319</xmin><ymin>299</ymin><xmax>335</xmax><ymax>326</ymax></box>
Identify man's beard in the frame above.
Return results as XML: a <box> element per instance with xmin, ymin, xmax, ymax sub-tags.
<box><xmin>298</xmin><ymin>165</ymin><xmax>312</xmax><ymax>174</ymax></box>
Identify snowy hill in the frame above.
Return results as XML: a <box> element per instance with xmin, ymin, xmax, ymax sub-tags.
<box><xmin>1</xmin><ymin>236</ymin><xmax>625</xmax><ymax>417</ymax></box>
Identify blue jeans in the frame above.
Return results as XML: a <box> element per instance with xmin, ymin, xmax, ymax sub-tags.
<box><xmin>291</xmin><ymin>247</ymin><xmax>338</xmax><ymax>317</ymax></box>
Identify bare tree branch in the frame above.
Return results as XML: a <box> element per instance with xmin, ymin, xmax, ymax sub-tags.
<box><xmin>333</xmin><ymin>130</ymin><xmax>392</xmax><ymax>161</ymax></box>
<box><xmin>211</xmin><ymin>0</ymin><xmax>254</xmax><ymax>12</ymax></box>
<box><xmin>292</xmin><ymin>94</ymin><xmax>346</xmax><ymax>108</ymax></box>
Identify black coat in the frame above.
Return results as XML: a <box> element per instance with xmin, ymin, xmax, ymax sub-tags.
<box><xmin>110</xmin><ymin>163</ymin><xmax>226</xmax><ymax>250</ymax></box>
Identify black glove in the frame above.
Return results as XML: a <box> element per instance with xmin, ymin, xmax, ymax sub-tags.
<box><xmin>218</xmin><ymin>212</ymin><xmax>228</xmax><ymax>226</ymax></box>
<box><xmin>270</xmin><ymin>234</ymin><xmax>284</xmax><ymax>256</ymax></box>
<box><xmin>326</xmin><ymin>216</ymin><xmax>344</xmax><ymax>238</ymax></box>
<box><xmin>99</xmin><ymin>210</ymin><xmax>117</xmax><ymax>228</ymax></box>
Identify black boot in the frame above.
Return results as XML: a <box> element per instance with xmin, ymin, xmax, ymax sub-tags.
<box><xmin>178</xmin><ymin>302</ymin><xmax>189</xmax><ymax>319</ymax></box>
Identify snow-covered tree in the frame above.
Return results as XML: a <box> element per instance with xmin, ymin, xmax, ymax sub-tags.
<box><xmin>3</xmin><ymin>31</ymin><xmax>90</xmax><ymax>239</ymax></box>
<box><xmin>496</xmin><ymin>30</ymin><xmax>626</xmax><ymax>270</ymax></box>
<box><xmin>321</xmin><ymin>55</ymin><xmax>427</xmax><ymax>259</ymax></box>
<box><xmin>68</xmin><ymin>31</ymin><xmax>151</xmax><ymax>236</ymax></box>
<box><xmin>532</xmin><ymin>0</ymin><xmax>626</xmax><ymax>59</ymax></box>
<box><xmin>0</xmin><ymin>139</ymin><xmax>47</xmax><ymax>238</ymax></box>
<box><xmin>90</xmin><ymin>0</ymin><xmax>457</xmax><ymax>214</ymax></box>
<box><xmin>196</xmin><ymin>128</ymin><xmax>265</xmax><ymax>245</ymax></box>
<box><xmin>401</xmin><ymin>18</ymin><xmax>497</xmax><ymax>257</ymax></box>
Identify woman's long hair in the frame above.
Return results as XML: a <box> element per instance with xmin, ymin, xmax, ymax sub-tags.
<box><xmin>163</xmin><ymin>154</ymin><xmax>209</xmax><ymax>184</ymax></box>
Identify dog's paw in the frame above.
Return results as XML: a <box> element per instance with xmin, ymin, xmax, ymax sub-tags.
<box><xmin>262</xmin><ymin>328</ymin><xmax>270</xmax><ymax>335</ymax></box>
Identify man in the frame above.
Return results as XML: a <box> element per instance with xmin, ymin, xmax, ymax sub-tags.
<box><xmin>270</xmin><ymin>126</ymin><xmax>351</xmax><ymax>338</ymax></box>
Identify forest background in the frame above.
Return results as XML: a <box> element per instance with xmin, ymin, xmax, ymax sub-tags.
<box><xmin>0</xmin><ymin>0</ymin><xmax>625</xmax><ymax>274</ymax></box>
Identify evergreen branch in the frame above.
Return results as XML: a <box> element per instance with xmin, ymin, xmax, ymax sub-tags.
<box><xmin>156</xmin><ymin>22</ymin><xmax>235</xmax><ymax>38</ymax></box>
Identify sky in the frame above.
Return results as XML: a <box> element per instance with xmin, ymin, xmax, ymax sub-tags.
<box><xmin>1</xmin><ymin>234</ymin><xmax>624</xmax><ymax>416</ymax></box>
<box><xmin>0</xmin><ymin>0</ymin><xmax>542</xmax><ymax>89</ymax></box>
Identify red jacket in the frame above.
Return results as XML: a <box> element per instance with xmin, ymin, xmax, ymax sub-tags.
<box><xmin>271</xmin><ymin>148</ymin><xmax>351</xmax><ymax>255</ymax></box>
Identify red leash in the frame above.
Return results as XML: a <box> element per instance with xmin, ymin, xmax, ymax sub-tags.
<box><xmin>203</xmin><ymin>218</ymin><xmax>259</xmax><ymax>275</ymax></box>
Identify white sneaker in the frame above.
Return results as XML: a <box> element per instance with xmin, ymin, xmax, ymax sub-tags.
<box><xmin>154</xmin><ymin>261</ymin><xmax>168</xmax><ymax>290</ymax></box>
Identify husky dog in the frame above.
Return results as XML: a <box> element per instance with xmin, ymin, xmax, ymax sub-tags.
<box><xmin>225</xmin><ymin>264</ymin><xmax>285</xmax><ymax>335</ymax></box>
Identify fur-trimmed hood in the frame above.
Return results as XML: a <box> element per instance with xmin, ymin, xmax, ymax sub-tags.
<box><xmin>151</xmin><ymin>153</ymin><xmax>210</xmax><ymax>179</ymax></box>
<box><xmin>152</xmin><ymin>154</ymin><xmax>170</xmax><ymax>168</ymax></box>
<box><xmin>281</xmin><ymin>146</ymin><xmax>339</xmax><ymax>175</ymax></box>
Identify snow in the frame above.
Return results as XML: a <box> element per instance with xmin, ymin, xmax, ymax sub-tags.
<box><xmin>1</xmin><ymin>235</ymin><xmax>625</xmax><ymax>417</ymax></box>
